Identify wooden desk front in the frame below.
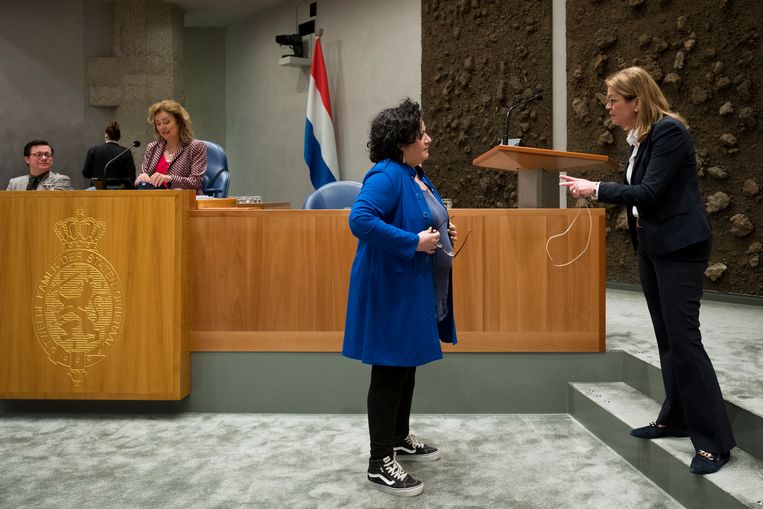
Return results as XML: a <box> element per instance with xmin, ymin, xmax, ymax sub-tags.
<box><xmin>189</xmin><ymin>208</ymin><xmax>605</xmax><ymax>352</ymax></box>
<box><xmin>0</xmin><ymin>190</ymin><xmax>192</xmax><ymax>399</ymax></box>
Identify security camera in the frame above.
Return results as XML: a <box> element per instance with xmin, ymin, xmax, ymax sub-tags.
<box><xmin>275</xmin><ymin>34</ymin><xmax>304</xmax><ymax>58</ymax></box>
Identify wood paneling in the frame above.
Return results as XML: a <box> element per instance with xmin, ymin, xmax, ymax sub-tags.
<box><xmin>0</xmin><ymin>200</ymin><xmax>605</xmax><ymax>401</ymax></box>
<box><xmin>188</xmin><ymin>208</ymin><xmax>606</xmax><ymax>352</ymax></box>
<box><xmin>0</xmin><ymin>190</ymin><xmax>192</xmax><ymax>399</ymax></box>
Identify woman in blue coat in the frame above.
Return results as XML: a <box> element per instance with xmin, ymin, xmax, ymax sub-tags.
<box><xmin>561</xmin><ymin>67</ymin><xmax>735</xmax><ymax>475</ymax></box>
<box><xmin>343</xmin><ymin>98</ymin><xmax>458</xmax><ymax>497</ymax></box>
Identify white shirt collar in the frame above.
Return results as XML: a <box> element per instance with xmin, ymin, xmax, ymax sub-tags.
<box><xmin>626</xmin><ymin>129</ymin><xmax>640</xmax><ymax>147</ymax></box>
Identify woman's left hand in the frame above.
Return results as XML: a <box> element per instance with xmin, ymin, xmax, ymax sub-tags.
<box><xmin>149</xmin><ymin>172</ymin><xmax>172</xmax><ymax>187</ymax></box>
<box><xmin>448</xmin><ymin>222</ymin><xmax>458</xmax><ymax>246</ymax></box>
<box><xmin>559</xmin><ymin>174</ymin><xmax>596</xmax><ymax>198</ymax></box>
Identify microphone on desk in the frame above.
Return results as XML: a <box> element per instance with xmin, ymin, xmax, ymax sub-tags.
<box><xmin>102</xmin><ymin>140</ymin><xmax>140</xmax><ymax>180</ymax></box>
<box><xmin>502</xmin><ymin>93</ymin><xmax>542</xmax><ymax>146</ymax></box>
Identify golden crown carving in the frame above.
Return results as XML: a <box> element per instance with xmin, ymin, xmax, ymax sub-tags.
<box><xmin>53</xmin><ymin>209</ymin><xmax>106</xmax><ymax>250</ymax></box>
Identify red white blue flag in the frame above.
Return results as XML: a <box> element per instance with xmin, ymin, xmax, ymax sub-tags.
<box><xmin>304</xmin><ymin>37</ymin><xmax>338</xmax><ymax>189</ymax></box>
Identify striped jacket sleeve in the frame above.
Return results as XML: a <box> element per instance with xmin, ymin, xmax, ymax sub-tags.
<box><xmin>168</xmin><ymin>139</ymin><xmax>207</xmax><ymax>191</ymax></box>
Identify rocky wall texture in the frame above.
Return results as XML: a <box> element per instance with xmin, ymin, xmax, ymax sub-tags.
<box><xmin>421</xmin><ymin>0</ymin><xmax>553</xmax><ymax>208</ymax></box>
<box><xmin>87</xmin><ymin>0</ymin><xmax>185</xmax><ymax>155</ymax></box>
<box><xmin>418</xmin><ymin>1</ymin><xmax>761</xmax><ymax>295</ymax></box>
<box><xmin>567</xmin><ymin>0</ymin><xmax>762</xmax><ymax>295</ymax></box>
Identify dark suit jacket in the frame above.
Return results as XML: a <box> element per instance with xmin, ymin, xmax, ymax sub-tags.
<box><xmin>598</xmin><ymin>117</ymin><xmax>711</xmax><ymax>256</ymax></box>
<box><xmin>82</xmin><ymin>142</ymin><xmax>136</xmax><ymax>181</ymax></box>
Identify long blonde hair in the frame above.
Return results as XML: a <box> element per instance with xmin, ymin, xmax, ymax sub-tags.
<box><xmin>147</xmin><ymin>99</ymin><xmax>194</xmax><ymax>145</ymax></box>
<box><xmin>605</xmin><ymin>67</ymin><xmax>686</xmax><ymax>141</ymax></box>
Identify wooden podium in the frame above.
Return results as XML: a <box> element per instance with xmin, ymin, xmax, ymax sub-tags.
<box><xmin>473</xmin><ymin>145</ymin><xmax>617</xmax><ymax>207</ymax></box>
<box><xmin>0</xmin><ymin>190</ymin><xmax>194</xmax><ymax>400</ymax></box>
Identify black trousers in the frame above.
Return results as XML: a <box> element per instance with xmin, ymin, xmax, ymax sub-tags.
<box><xmin>637</xmin><ymin>237</ymin><xmax>736</xmax><ymax>455</ymax></box>
<box><xmin>367</xmin><ymin>365</ymin><xmax>416</xmax><ymax>459</ymax></box>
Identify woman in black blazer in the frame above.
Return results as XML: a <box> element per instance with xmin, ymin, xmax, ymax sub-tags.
<box><xmin>82</xmin><ymin>121</ymin><xmax>136</xmax><ymax>186</ymax></box>
<box><xmin>560</xmin><ymin>67</ymin><xmax>735</xmax><ymax>475</ymax></box>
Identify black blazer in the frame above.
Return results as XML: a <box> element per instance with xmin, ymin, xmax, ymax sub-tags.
<box><xmin>598</xmin><ymin>117</ymin><xmax>711</xmax><ymax>256</ymax></box>
<box><xmin>82</xmin><ymin>142</ymin><xmax>136</xmax><ymax>181</ymax></box>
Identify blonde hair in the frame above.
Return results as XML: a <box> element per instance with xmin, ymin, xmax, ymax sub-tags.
<box><xmin>147</xmin><ymin>99</ymin><xmax>194</xmax><ymax>144</ymax></box>
<box><xmin>605</xmin><ymin>67</ymin><xmax>686</xmax><ymax>141</ymax></box>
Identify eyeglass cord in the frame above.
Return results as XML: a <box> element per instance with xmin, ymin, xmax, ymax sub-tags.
<box><xmin>545</xmin><ymin>200</ymin><xmax>593</xmax><ymax>267</ymax></box>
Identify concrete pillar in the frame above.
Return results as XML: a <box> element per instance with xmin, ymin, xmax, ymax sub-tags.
<box><xmin>87</xmin><ymin>0</ymin><xmax>184</xmax><ymax>158</ymax></box>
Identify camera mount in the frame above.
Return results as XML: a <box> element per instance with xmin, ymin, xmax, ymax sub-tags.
<box><xmin>275</xmin><ymin>34</ymin><xmax>304</xmax><ymax>58</ymax></box>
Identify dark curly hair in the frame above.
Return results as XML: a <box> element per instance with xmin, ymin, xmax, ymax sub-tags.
<box><xmin>367</xmin><ymin>98</ymin><xmax>423</xmax><ymax>163</ymax></box>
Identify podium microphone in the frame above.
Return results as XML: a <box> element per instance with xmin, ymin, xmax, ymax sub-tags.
<box><xmin>502</xmin><ymin>93</ymin><xmax>542</xmax><ymax>146</ymax></box>
<box><xmin>102</xmin><ymin>140</ymin><xmax>140</xmax><ymax>180</ymax></box>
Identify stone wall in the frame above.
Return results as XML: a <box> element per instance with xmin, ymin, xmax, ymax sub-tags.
<box><xmin>87</xmin><ymin>0</ymin><xmax>185</xmax><ymax>156</ymax></box>
<box><xmin>423</xmin><ymin>0</ymin><xmax>762</xmax><ymax>296</ymax></box>
<box><xmin>567</xmin><ymin>0</ymin><xmax>761</xmax><ymax>295</ymax></box>
<box><xmin>421</xmin><ymin>0</ymin><xmax>553</xmax><ymax>208</ymax></box>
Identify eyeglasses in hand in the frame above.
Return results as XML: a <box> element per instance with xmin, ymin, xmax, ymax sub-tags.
<box><xmin>432</xmin><ymin>214</ymin><xmax>471</xmax><ymax>258</ymax></box>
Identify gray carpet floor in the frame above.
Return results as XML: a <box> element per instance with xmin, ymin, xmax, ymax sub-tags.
<box><xmin>4</xmin><ymin>288</ymin><xmax>760</xmax><ymax>508</ymax></box>
<box><xmin>0</xmin><ymin>413</ymin><xmax>682</xmax><ymax>508</ymax></box>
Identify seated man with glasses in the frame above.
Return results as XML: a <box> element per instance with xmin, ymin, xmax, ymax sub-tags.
<box><xmin>7</xmin><ymin>140</ymin><xmax>72</xmax><ymax>191</ymax></box>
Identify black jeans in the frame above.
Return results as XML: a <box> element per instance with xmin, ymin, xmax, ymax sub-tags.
<box><xmin>367</xmin><ymin>365</ymin><xmax>416</xmax><ymax>460</ymax></box>
<box><xmin>638</xmin><ymin>237</ymin><xmax>736</xmax><ymax>455</ymax></box>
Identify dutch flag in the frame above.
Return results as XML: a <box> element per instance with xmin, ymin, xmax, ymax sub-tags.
<box><xmin>304</xmin><ymin>36</ymin><xmax>338</xmax><ymax>189</ymax></box>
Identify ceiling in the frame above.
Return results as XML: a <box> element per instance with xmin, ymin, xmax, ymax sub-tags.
<box><xmin>167</xmin><ymin>0</ymin><xmax>287</xmax><ymax>27</ymax></box>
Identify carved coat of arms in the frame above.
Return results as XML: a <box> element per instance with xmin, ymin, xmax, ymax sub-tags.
<box><xmin>33</xmin><ymin>209</ymin><xmax>124</xmax><ymax>385</ymax></box>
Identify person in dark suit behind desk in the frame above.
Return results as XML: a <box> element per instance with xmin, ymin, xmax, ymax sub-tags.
<box><xmin>560</xmin><ymin>66</ymin><xmax>735</xmax><ymax>475</ymax></box>
<box><xmin>82</xmin><ymin>121</ymin><xmax>136</xmax><ymax>187</ymax></box>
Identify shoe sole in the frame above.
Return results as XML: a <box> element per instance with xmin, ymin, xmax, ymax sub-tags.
<box><xmin>394</xmin><ymin>450</ymin><xmax>441</xmax><ymax>462</ymax></box>
<box><xmin>367</xmin><ymin>479</ymin><xmax>424</xmax><ymax>497</ymax></box>
<box><xmin>630</xmin><ymin>431</ymin><xmax>689</xmax><ymax>439</ymax></box>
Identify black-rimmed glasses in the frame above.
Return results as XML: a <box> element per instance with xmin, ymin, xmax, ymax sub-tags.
<box><xmin>433</xmin><ymin>214</ymin><xmax>471</xmax><ymax>258</ymax></box>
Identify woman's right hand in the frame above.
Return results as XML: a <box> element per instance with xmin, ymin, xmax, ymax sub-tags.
<box><xmin>417</xmin><ymin>227</ymin><xmax>441</xmax><ymax>254</ymax></box>
<box><xmin>149</xmin><ymin>172</ymin><xmax>171</xmax><ymax>187</ymax></box>
<box><xmin>135</xmin><ymin>173</ymin><xmax>150</xmax><ymax>185</ymax></box>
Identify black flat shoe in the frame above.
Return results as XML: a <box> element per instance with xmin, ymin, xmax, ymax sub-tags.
<box><xmin>630</xmin><ymin>421</ymin><xmax>689</xmax><ymax>439</ymax></box>
<box><xmin>689</xmin><ymin>450</ymin><xmax>730</xmax><ymax>475</ymax></box>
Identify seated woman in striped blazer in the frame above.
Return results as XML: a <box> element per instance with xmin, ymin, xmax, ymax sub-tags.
<box><xmin>135</xmin><ymin>100</ymin><xmax>207</xmax><ymax>193</ymax></box>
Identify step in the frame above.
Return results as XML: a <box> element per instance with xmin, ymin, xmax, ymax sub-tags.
<box><xmin>570</xmin><ymin>381</ymin><xmax>763</xmax><ymax>509</ymax></box>
<box><xmin>619</xmin><ymin>349</ymin><xmax>763</xmax><ymax>463</ymax></box>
